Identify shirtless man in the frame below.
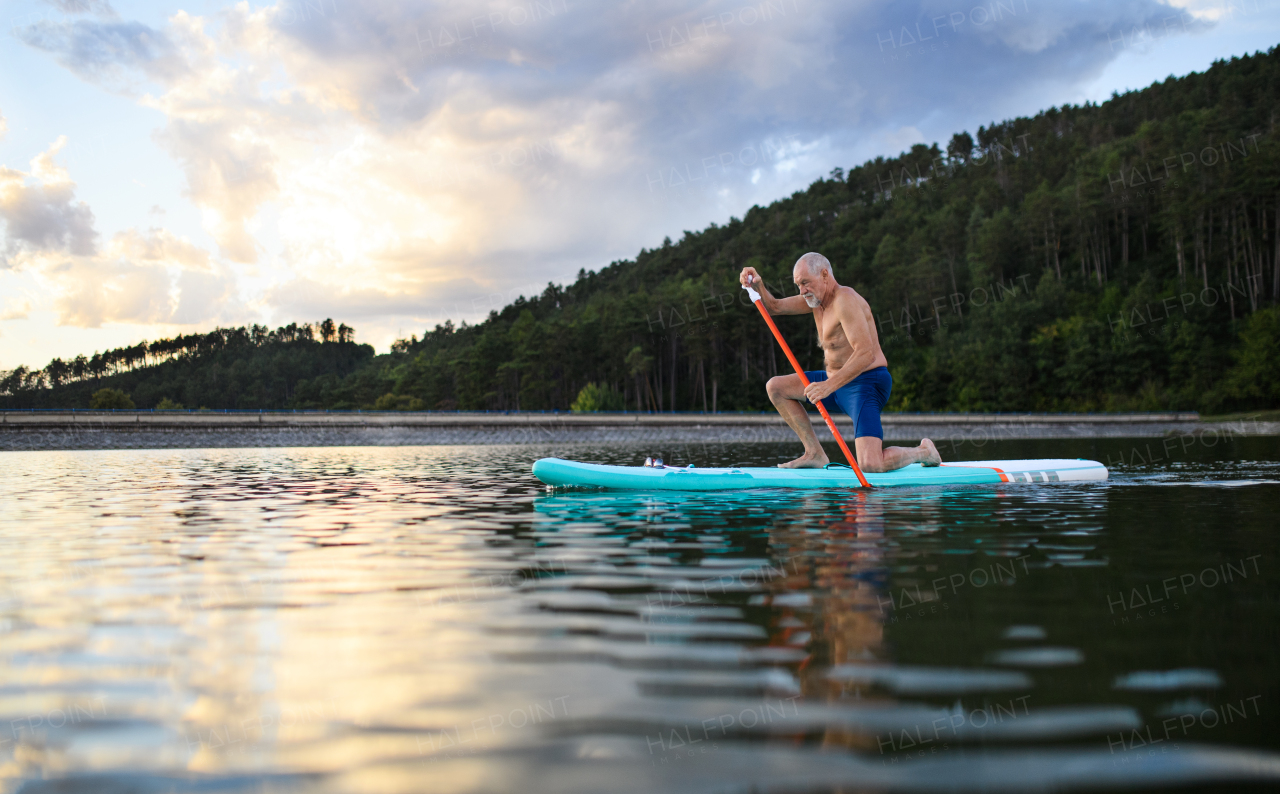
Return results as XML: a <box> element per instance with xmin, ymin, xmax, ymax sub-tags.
<box><xmin>740</xmin><ymin>252</ymin><xmax>942</xmax><ymax>471</ymax></box>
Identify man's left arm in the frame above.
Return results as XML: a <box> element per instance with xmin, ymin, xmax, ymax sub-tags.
<box><xmin>803</xmin><ymin>298</ymin><xmax>878</xmax><ymax>402</ymax></box>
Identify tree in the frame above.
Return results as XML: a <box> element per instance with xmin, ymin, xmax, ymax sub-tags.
<box><xmin>571</xmin><ymin>383</ymin><xmax>623</xmax><ymax>413</ymax></box>
<box><xmin>46</xmin><ymin>358</ymin><xmax>70</xmax><ymax>388</ymax></box>
<box><xmin>1224</xmin><ymin>306</ymin><xmax>1280</xmax><ymax>406</ymax></box>
<box><xmin>947</xmin><ymin>132</ymin><xmax>975</xmax><ymax>163</ymax></box>
<box><xmin>625</xmin><ymin>346</ymin><xmax>656</xmax><ymax>412</ymax></box>
<box><xmin>90</xmin><ymin>388</ymin><xmax>135</xmax><ymax>409</ymax></box>
<box><xmin>374</xmin><ymin>393</ymin><xmax>425</xmax><ymax>411</ymax></box>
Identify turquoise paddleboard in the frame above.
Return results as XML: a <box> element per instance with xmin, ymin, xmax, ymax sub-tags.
<box><xmin>532</xmin><ymin>458</ymin><xmax>1109</xmax><ymax>490</ymax></box>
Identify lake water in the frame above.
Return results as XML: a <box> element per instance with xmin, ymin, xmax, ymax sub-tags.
<box><xmin>1</xmin><ymin>438</ymin><xmax>1278</xmax><ymax>793</ymax></box>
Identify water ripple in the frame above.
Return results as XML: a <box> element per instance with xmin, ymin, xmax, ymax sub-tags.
<box><xmin>1</xmin><ymin>441</ymin><xmax>1277</xmax><ymax>792</ymax></box>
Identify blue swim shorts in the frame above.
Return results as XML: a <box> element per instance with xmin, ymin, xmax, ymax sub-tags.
<box><xmin>804</xmin><ymin>366</ymin><xmax>893</xmax><ymax>440</ymax></box>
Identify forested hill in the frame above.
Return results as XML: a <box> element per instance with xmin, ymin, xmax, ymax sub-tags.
<box><xmin>0</xmin><ymin>322</ymin><xmax>374</xmax><ymax>410</ymax></box>
<box><xmin>5</xmin><ymin>49</ymin><xmax>1280</xmax><ymax>413</ymax></box>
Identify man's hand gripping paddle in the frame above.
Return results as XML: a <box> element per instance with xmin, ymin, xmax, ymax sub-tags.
<box><xmin>743</xmin><ymin>276</ymin><xmax>872</xmax><ymax>488</ymax></box>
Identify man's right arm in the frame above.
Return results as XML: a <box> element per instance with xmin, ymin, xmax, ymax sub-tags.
<box><xmin>739</xmin><ymin>267</ymin><xmax>811</xmax><ymax>315</ymax></box>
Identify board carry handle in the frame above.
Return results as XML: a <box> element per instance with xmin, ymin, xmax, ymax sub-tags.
<box><xmin>743</xmin><ymin>276</ymin><xmax>872</xmax><ymax>488</ymax></box>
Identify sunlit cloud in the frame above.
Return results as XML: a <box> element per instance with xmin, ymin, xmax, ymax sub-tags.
<box><xmin>0</xmin><ymin>298</ymin><xmax>31</xmax><ymax>321</ymax></box>
<box><xmin>0</xmin><ymin>137</ymin><xmax>98</xmax><ymax>264</ymax></box>
<box><xmin>0</xmin><ymin>137</ymin><xmax>243</xmax><ymax>328</ymax></box>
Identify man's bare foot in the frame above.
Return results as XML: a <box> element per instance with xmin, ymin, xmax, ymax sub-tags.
<box><xmin>919</xmin><ymin>438</ymin><xmax>942</xmax><ymax>467</ymax></box>
<box><xmin>779</xmin><ymin>450</ymin><xmax>830</xmax><ymax>469</ymax></box>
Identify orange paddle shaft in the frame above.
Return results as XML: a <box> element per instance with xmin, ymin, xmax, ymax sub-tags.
<box><xmin>744</xmin><ymin>280</ymin><xmax>872</xmax><ymax>488</ymax></box>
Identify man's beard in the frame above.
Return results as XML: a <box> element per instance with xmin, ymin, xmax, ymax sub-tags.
<box><xmin>803</xmin><ymin>293</ymin><xmax>820</xmax><ymax>308</ymax></box>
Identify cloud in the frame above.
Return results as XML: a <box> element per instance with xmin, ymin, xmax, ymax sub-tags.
<box><xmin>43</xmin><ymin>0</ymin><xmax>117</xmax><ymax>16</ymax></box>
<box><xmin>1</xmin><ymin>299</ymin><xmax>31</xmax><ymax>321</ymax></box>
<box><xmin>171</xmin><ymin>267</ymin><xmax>243</xmax><ymax>324</ymax></box>
<box><xmin>47</xmin><ymin>225</ymin><xmax>246</xmax><ymax>327</ymax></box>
<box><xmin>261</xmin><ymin>270</ymin><xmax>555</xmax><ymax>326</ymax></box>
<box><xmin>1168</xmin><ymin>0</ymin><xmax>1258</xmax><ymax>22</ymax></box>
<box><xmin>15</xmin><ymin>17</ymin><xmax>188</xmax><ymax>90</ymax></box>
<box><xmin>33</xmin><ymin>228</ymin><xmax>247</xmax><ymax>328</ymax></box>
<box><xmin>0</xmin><ymin>138</ymin><xmax>242</xmax><ymax>327</ymax></box>
<box><xmin>153</xmin><ymin>116</ymin><xmax>279</xmax><ymax>263</ymax></box>
<box><xmin>13</xmin><ymin>0</ymin><xmax>1223</xmax><ymax>345</ymax></box>
<box><xmin>51</xmin><ymin>255</ymin><xmax>174</xmax><ymax>327</ymax></box>
<box><xmin>0</xmin><ymin>110</ymin><xmax>7</xmax><ymax>141</ymax></box>
<box><xmin>107</xmin><ymin>226</ymin><xmax>213</xmax><ymax>271</ymax></box>
<box><xmin>0</xmin><ymin>137</ymin><xmax>98</xmax><ymax>264</ymax></box>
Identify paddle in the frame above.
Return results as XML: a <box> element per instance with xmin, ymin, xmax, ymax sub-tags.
<box><xmin>743</xmin><ymin>277</ymin><xmax>872</xmax><ymax>488</ymax></box>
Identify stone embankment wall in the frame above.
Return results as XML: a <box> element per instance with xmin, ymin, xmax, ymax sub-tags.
<box><xmin>4</xmin><ymin>410</ymin><xmax>1272</xmax><ymax>451</ymax></box>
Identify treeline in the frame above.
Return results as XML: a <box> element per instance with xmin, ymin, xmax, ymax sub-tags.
<box><xmin>5</xmin><ymin>50</ymin><xmax>1280</xmax><ymax>413</ymax></box>
<box><xmin>0</xmin><ymin>320</ymin><xmax>371</xmax><ymax>409</ymax></box>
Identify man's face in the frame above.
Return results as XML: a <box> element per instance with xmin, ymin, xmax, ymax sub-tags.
<box><xmin>794</xmin><ymin>265</ymin><xmax>824</xmax><ymax>308</ymax></box>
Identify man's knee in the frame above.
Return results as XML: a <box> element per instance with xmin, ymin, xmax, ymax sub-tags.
<box><xmin>859</xmin><ymin>458</ymin><xmax>888</xmax><ymax>474</ymax></box>
<box><xmin>765</xmin><ymin>376</ymin><xmax>787</xmax><ymax>399</ymax></box>
<box><xmin>856</xmin><ymin>439</ymin><xmax>886</xmax><ymax>472</ymax></box>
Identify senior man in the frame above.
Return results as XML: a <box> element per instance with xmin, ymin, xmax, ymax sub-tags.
<box><xmin>740</xmin><ymin>253</ymin><xmax>941</xmax><ymax>470</ymax></box>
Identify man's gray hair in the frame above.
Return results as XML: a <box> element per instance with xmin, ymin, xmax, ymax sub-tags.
<box><xmin>796</xmin><ymin>252</ymin><xmax>832</xmax><ymax>276</ymax></box>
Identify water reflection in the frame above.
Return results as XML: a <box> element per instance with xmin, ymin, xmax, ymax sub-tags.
<box><xmin>0</xmin><ymin>443</ymin><xmax>1277</xmax><ymax>792</ymax></box>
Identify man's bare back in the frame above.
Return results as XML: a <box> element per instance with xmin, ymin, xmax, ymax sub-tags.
<box><xmin>740</xmin><ymin>252</ymin><xmax>940</xmax><ymax>472</ymax></box>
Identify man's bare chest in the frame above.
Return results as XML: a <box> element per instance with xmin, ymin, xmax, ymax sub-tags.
<box><xmin>814</xmin><ymin>313</ymin><xmax>849</xmax><ymax>352</ymax></box>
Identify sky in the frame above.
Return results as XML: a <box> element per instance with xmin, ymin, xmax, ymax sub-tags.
<box><xmin>1</xmin><ymin>0</ymin><xmax>1278</xmax><ymax>369</ymax></box>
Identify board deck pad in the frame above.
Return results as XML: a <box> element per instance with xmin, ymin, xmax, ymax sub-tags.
<box><xmin>532</xmin><ymin>458</ymin><xmax>1109</xmax><ymax>491</ymax></box>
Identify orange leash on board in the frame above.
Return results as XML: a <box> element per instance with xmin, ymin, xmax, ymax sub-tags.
<box><xmin>743</xmin><ymin>278</ymin><xmax>872</xmax><ymax>488</ymax></box>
